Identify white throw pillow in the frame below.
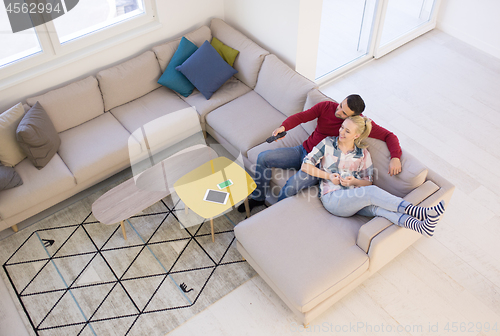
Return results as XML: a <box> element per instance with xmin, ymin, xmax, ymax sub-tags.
<box><xmin>0</xmin><ymin>103</ymin><xmax>27</xmax><ymax>167</ymax></box>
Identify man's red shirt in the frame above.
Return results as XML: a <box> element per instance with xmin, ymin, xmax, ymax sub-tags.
<box><xmin>281</xmin><ymin>101</ymin><xmax>402</xmax><ymax>159</ymax></box>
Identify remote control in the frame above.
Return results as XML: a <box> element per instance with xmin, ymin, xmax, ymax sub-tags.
<box><xmin>266</xmin><ymin>131</ymin><xmax>287</xmax><ymax>143</ymax></box>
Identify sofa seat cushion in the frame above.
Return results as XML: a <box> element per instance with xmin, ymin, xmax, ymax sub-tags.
<box><xmin>97</xmin><ymin>51</ymin><xmax>162</xmax><ymax>111</ymax></box>
<box><xmin>0</xmin><ymin>154</ymin><xmax>75</xmax><ymax>219</ymax></box>
<box><xmin>110</xmin><ymin>87</ymin><xmax>192</xmax><ymax>134</ymax></box>
<box><xmin>366</xmin><ymin>138</ymin><xmax>428</xmax><ymax>198</ymax></box>
<box><xmin>127</xmin><ymin>107</ymin><xmax>204</xmax><ymax>176</ymax></box>
<box><xmin>235</xmin><ymin>192</ymin><xmax>370</xmax><ymax>313</ymax></box>
<box><xmin>179</xmin><ymin>77</ymin><xmax>251</xmax><ymax>124</ymax></box>
<box><xmin>26</xmin><ymin>76</ymin><xmax>104</xmax><ymax>133</ymax></box>
<box><xmin>205</xmin><ymin>91</ymin><xmax>287</xmax><ymax>156</ymax></box>
<box><xmin>247</xmin><ymin>126</ymin><xmax>309</xmax><ymax>166</ymax></box>
<box><xmin>58</xmin><ymin>113</ymin><xmax>131</xmax><ymax>184</ymax></box>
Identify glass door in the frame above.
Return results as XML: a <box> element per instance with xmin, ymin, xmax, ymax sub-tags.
<box><xmin>315</xmin><ymin>0</ymin><xmax>378</xmax><ymax>81</ymax></box>
<box><xmin>375</xmin><ymin>0</ymin><xmax>440</xmax><ymax>58</ymax></box>
<box><xmin>315</xmin><ymin>0</ymin><xmax>440</xmax><ymax>83</ymax></box>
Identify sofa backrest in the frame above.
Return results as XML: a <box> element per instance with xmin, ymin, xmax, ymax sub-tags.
<box><xmin>26</xmin><ymin>76</ymin><xmax>104</xmax><ymax>133</ymax></box>
<box><xmin>210</xmin><ymin>18</ymin><xmax>269</xmax><ymax>89</ymax></box>
<box><xmin>366</xmin><ymin>138</ymin><xmax>428</xmax><ymax>198</ymax></box>
<box><xmin>302</xmin><ymin>88</ymin><xmax>336</xmax><ymax>135</ymax></box>
<box><xmin>254</xmin><ymin>54</ymin><xmax>317</xmax><ymax>117</ymax></box>
<box><xmin>152</xmin><ymin>25</ymin><xmax>212</xmax><ymax>73</ymax></box>
<box><xmin>96</xmin><ymin>51</ymin><xmax>162</xmax><ymax>111</ymax></box>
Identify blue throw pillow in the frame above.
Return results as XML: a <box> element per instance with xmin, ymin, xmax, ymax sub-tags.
<box><xmin>157</xmin><ymin>37</ymin><xmax>198</xmax><ymax>97</ymax></box>
<box><xmin>176</xmin><ymin>40</ymin><xmax>238</xmax><ymax>100</ymax></box>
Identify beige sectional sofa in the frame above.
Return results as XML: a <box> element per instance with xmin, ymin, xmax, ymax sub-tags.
<box><xmin>0</xmin><ymin>18</ymin><xmax>454</xmax><ymax>326</ymax></box>
<box><xmin>0</xmin><ymin>18</ymin><xmax>273</xmax><ymax>232</ymax></box>
<box><xmin>0</xmin><ymin>23</ymin><xmax>211</xmax><ymax>232</ymax></box>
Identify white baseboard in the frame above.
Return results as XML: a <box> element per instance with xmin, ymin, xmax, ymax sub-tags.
<box><xmin>436</xmin><ymin>23</ymin><xmax>500</xmax><ymax>59</ymax></box>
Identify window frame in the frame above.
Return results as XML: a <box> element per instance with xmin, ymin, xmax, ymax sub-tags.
<box><xmin>0</xmin><ymin>0</ymin><xmax>158</xmax><ymax>85</ymax></box>
<box><xmin>373</xmin><ymin>0</ymin><xmax>441</xmax><ymax>58</ymax></box>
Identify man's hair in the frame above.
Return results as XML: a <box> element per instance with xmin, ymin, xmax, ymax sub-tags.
<box><xmin>346</xmin><ymin>94</ymin><xmax>365</xmax><ymax>116</ymax></box>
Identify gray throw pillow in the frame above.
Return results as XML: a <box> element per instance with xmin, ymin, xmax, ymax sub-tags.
<box><xmin>16</xmin><ymin>102</ymin><xmax>61</xmax><ymax>169</ymax></box>
<box><xmin>0</xmin><ymin>163</ymin><xmax>23</xmax><ymax>190</ymax></box>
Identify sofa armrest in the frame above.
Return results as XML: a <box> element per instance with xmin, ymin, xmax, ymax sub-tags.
<box><xmin>357</xmin><ymin>170</ymin><xmax>455</xmax><ymax>273</ymax></box>
<box><xmin>422</xmin><ymin>168</ymin><xmax>455</xmax><ymax>208</ymax></box>
<box><xmin>357</xmin><ymin>179</ymin><xmax>440</xmax><ymax>253</ymax></box>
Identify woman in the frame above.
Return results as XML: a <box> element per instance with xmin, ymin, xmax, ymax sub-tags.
<box><xmin>301</xmin><ymin>115</ymin><xmax>445</xmax><ymax>237</ymax></box>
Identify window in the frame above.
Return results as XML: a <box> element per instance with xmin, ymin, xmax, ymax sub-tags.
<box><xmin>0</xmin><ymin>6</ymin><xmax>42</xmax><ymax>68</ymax></box>
<box><xmin>380</xmin><ymin>0</ymin><xmax>434</xmax><ymax>45</ymax></box>
<box><xmin>0</xmin><ymin>0</ymin><xmax>157</xmax><ymax>79</ymax></box>
<box><xmin>52</xmin><ymin>0</ymin><xmax>148</xmax><ymax>44</ymax></box>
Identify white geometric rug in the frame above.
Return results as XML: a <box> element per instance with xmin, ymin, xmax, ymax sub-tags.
<box><xmin>0</xmin><ymin>183</ymin><xmax>256</xmax><ymax>336</ymax></box>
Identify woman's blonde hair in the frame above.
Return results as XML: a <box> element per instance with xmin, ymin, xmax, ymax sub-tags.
<box><xmin>348</xmin><ymin>115</ymin><xmax>372</xmax><ymax>148</ymax></box>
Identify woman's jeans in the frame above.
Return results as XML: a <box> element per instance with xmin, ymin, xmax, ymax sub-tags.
<box><xmin>320</xmin><ymin>185</ymin><xmax>408</xmax><ymax>225</ymax></box>
<box><xmin>250</xmin><ymin>145</ymin><xmax>319</xmax><ymax>202</ymax></box>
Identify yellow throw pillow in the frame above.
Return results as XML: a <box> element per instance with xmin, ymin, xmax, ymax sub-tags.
<box><xmin>210</xmin><ymin>37</ymin><xmax>239</xmax><ymax>67</ymax></box>
<box><xmin>0</xmin><ymin>103</ymin><xmax>27</xmax><ymax>167</ymax></box>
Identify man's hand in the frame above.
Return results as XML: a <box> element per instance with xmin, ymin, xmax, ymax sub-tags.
<box><xmin>272</xmin><ymin>126</ymin><xmax>286</xmax><ymax>139</ymax></box>
<box><xmin>389</xmin><ymin>158</ymin><xmax>402</xmax><ymax>176</ymax></box>
<box><xmin>340</xmin><ymin>176</ymin><xmax>356</xmax><ymax>187</ymax></box>
<box><xmin>329</xmin><ymin>173</ymin><xmax>340</xmax><ymax>185</ymax></box>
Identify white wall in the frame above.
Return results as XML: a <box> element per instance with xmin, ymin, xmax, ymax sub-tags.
<box><xmin>437</xmin><ymin>0</ymin><xmax>500</xmax><ymax>59</ymax></box>
<box><xmin>223</xmin><ymin>0</ymin><xmax>301</xmax><ymax>68</ymax></box>
<box><xmin>0</xmin><ymin>0</ymin><xmax>225</xmax><ymax>112</ymax></box>
<box><xmin>295</xmin><ymin>0</ymin><xmax>323</xmax><ymax>80</ymax></box>
<box><xmin>223</xmin><ymin>0</ymin><xmax>323</xmax><ymax>80</ymax></box>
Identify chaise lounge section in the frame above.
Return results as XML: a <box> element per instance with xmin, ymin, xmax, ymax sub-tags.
<box><xmin>235</xmin><ymin>163</ymin><xmax>454</xmax><ymax>326</ymax></box>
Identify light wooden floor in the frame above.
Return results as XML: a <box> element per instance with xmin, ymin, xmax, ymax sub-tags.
<box><xmin>169</xmin><ymin>29</ymin><xmax>500</xmax><ymax>336</ymax></box>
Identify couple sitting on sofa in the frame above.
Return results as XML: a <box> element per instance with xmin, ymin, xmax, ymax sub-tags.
<box><xmin>238</xmin><ymin>94</ymin><xmax>446</xmax><ymax>237</ymax></box>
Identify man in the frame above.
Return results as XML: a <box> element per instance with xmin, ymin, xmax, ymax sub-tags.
<box><xmin>238</xmin><ymin>94</ymin><xmax>402</xmax><ymax>212</ymax></box>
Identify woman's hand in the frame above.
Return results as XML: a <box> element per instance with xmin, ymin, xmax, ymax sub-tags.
<box><xmin>340</xmin><ymin>175</ymin><xmax>357</xmax><ymax>187</ymax></box>
<box><xmin>329</xmin><ymin>173</ymin><xmax>340</xmax><ymax>185</ymax></box>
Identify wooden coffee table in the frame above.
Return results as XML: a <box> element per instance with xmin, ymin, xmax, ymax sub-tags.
<box><xmin>173</xmin><ymin>156</ymin><xmax>256</xmax><ymax>242</ymax></box>
<box><xmin>92</xmin><ymin>145</ymin><xmax>217</xmax><ymax>239</ymax></box>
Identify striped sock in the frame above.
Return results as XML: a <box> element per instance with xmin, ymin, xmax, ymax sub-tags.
<box><xmin>404</xmin><ymin>200</ymin><xmax>445</xmax><ymax>221</ymax></box>
<box><xmin>400</xmin><ymin>212</ymin><xmax>443</xmax><ymax>237</ymax></box>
